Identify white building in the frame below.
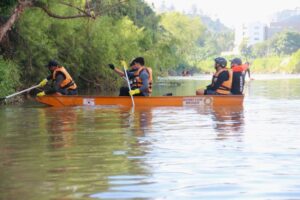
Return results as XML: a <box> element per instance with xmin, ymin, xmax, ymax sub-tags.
<box><xmin>234</xmin><ymin>22</ymin><xmax>267</xmax><ymax>53</ymax></box>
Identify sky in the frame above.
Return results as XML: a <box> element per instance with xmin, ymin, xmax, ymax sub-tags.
<box><xmin>145</xmin><ymin>0</ymin><xmax>300</xmax><ymax>28</ymax></box>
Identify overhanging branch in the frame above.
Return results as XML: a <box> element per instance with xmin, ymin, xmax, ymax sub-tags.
<box><xmin>36</xmin><ymin>5</ymin><xmax>91</xmax><ymax>19</ymax></box>
<box><xmin>34</xmin><ymin>0</ymin><xmax>129</xmax><ymax>19</ymax></box>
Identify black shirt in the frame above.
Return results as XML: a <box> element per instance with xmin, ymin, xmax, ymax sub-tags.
<box><xmin>45</xmin><ymin>72</ymin><xmax>65</xmax><ymax>94</ymax></box>
<box><xmin>207</xmin><ymin>70</ymin><xmax>230</xmax><ymax>91</ymax></box>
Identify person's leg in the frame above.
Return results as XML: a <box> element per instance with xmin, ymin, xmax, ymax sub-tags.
<box><xmin>67</xmin><ymin>89</ymin><xmax>78</xmax><ymax>95</ymax></box>
<box><xmin>57</xmin><ymin>88</ymin><xmax>68</xmax><ymax>95</ymax></box>
<box><xmin>205</xmin><ymin>89</ymin><xmax>218</xmax><ymax>95</ymax></box>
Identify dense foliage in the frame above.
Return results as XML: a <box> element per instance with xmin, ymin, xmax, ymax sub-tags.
<box><xmin>0</xmin><ymin>57</ymin><xmax>20</xmax><ymax>97</ymax></box>
<box><xmin>236</xmin><ymin>31</ymin><xmax>300</xmax><ymax>74</ymax></box>
<box><xmin>1</xmin><ymin>0</ymin><xmax>233</xmax><ymax>96</ymax></box>
<box><xmin>250</xmin><ymin>31</ymin><xmax>300</xmax><ymax>57</ymax></box>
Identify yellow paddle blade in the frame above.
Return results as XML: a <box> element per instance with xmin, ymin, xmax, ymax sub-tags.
<box><xmin>121</xmin><ymin>60</ymin><xmax>128</xmax><ymax>70</ymax></box>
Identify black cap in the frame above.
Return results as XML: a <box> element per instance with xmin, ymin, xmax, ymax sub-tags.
<box><xmin>46</xmin><ymin>60</ymin><xmax>58</xmax><ymax>67</ymax></box>
<box><xmin>230</xmin><ymin>58</ymin><xmax>242</xmax><ymax>65</ymax></box>
<box><xmin>130</xmin><ymin>57</ymin><xmax>144</xmax><ymax>66</ymax></box>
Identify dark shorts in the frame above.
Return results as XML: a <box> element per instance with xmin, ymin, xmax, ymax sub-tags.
<box><xmin>66</xmin><ymin>89</ymin><xmax>78</xmax><ymax>95</ymax></box>
<box><xmin>204</xmin><ymin>89</ymin><xmax>218</xmax><ymax>95</ymax></box>
<box><xmin>57</xmin><ymin>88</ymin><xmax>78</xmax><ymax>95</ymax></box>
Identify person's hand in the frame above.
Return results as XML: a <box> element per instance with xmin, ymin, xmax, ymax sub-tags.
<box><xmin>38</xmin><ymin>79</ymin><xmax>48</xmax><ymax>87</ymax></box>
<box><xmin>196</xmin><ymin>89</ymin><xmax>204</xmax><ymax>95</ymax></box>
<box><xmin>36</xmin><ymin>91</ymin><xmax>46</xmax><ymax>97</ymax></box>
<box><xmin>108</xmin><ymin>64</ymin><xmax>115</xmax><ymax>70</ymax></box>
<box><xmin>129</xmin><ymin>88</ymin><xmax>140</xmax><ymax>96</ymax></box>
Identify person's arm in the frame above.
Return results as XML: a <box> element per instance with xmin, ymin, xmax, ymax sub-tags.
<box><xmin>247</xmin><ymin>68</ymin><xmax>251</xmax><ymax>78</ymax></box>
<box><xmin>210</xmin><ymin>71</ymin><xmax>229</xmax><ymax>91</ymax></box>
<box><xmin>38</xmin><ymin>74</ymin><xmax>52</xmax><ymax>87</ymax></box>
<box><xmin>206</xmin><ymin>76</ymin><xmax>214</xmax><ymax>90</ymax></box>
<box><xmin>139</xmin><ymin>70</ymin><xmax>149</xmax><ymax>93</ymax></box>
<box><xmin>126</xmin><ymin>70</ymin><xmax>135</xmax><ymax>79</ymax></box>
<box><xmin>114</xmin><ymin>68</ymin><xmax>125</xmax><ymax>77</ymax></box>
<box><xmin>108</xmin><ymin>64</ymin><xmax>126</xmax><ymax>77</ymax></box>
<box><xmin>45</xmin><ymin>73</ymin><xmax>65</xmax><ymax>94</ymax></box>
<box><xmin>244</xmin><ymin>62</ymin><xmax>250</xmax><ymax>78</ymax></box>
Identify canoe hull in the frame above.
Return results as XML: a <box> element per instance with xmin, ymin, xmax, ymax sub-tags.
<box><xmin>36</xmin><ymin>95</ymin><xmax>244</xmax><ymax>107</ymax></box>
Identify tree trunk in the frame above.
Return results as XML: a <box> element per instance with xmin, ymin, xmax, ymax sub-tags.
<box><xmin>0</xmin><ymin>2</ymin><xmax>31</xmax><ymax>43</ymax></box>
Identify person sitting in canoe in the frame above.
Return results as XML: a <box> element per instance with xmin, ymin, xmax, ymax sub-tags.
<box><xmin>108</xmin><ymin>57</ymin><xmax>153</xmax><ymax>96</ymax></box>
<box><xmin>230</xmin><ymin>57</ymin><xmax>249</xmax><ymax>95</ymax></box>
<box><xmin>196</xmin><ymin>57</ymin><xmax>232</xmax><ymax>95</ymax></box>
<box><xmin>36</xmin><ymin>60</ymin><xmax>78</xmax><ymax>97</ymax></box>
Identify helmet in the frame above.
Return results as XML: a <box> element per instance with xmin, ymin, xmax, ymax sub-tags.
<box><xmin>46</xmin><ymin>60</ymin><xmax>58</xmax><ymax>68</ymax></box>
<box><xmin>214</xmin><ymin>57</ymin><xmax>227</xmax><ymax>67</ymax></box>
<box><xmin>230</xmin><ymin>58</ymin><xmax>242</xmax><ymax>65</ymax></box>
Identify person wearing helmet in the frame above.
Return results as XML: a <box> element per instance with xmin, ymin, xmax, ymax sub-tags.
<box><xmin>196</xmin><ymin>57</ymin><xmax>233</xmax><ymax>95</ymax></box>
<box><xmin>108</xmin><ymin>57</ymin><xmax>153</xmax><ymax>96</ymax></box>
<box><xmin>36</xmin><ymin>60</ymin><xmax>78</xmax><ymax>97</ymax></box>
<box><xmin>230</xmin><ymin>58</ymin><xmax>250</xmax><ymax>95</ymax></box>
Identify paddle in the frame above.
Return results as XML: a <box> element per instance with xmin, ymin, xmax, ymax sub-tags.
<box><xmin>121</xmin><ymin>61</ymin><xmax>135</xmax><ymax>107</ymax></box>
<box><xmin>0</xmin><ymin>84</ymin><xmax>40</xmax><ymax>102</ymax></box>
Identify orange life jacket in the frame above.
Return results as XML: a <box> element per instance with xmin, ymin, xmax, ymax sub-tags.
<box><xmin>131</xmin><ymin>67</ymin><xmax>153</xmax><ymax>94</ymax></box>
<box><xmin>212</xmin><ymin>68</ymin><xmax>233</xmax><ymax>95</ymax></box>
<box><xmin>52</xmin><ymin>67</ymin><xmax>77</xmax><ymax>90</ymax></box>
<box><xmin>232</xmin><ymin>63</ymin><xmax>249</xmax><ymax>73</ymax></box>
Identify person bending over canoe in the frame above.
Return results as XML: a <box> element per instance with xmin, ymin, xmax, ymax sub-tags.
<box><xmin>108</xmin><ymin>57</ymin><xmax>153</xmax><ymax>96</ymax></box>
<box><xmin>196</xmin><ymin>57</ymin><xmax>232</xmax><ymax>95</ymax></box>
<box><xmin>36</xmin><ymin>60</ymin><xmax>78</xmax><ymax>97</ymax></box>
<box><xmin>230</xmin><ymin>57</ymin><xmax>249</xmax><ymax>95</ymax></box>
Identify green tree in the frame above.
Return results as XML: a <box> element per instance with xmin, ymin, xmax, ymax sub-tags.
<box><xmin>252</xmin><ymin>42</ymin><xmax>270</xmax><ymax>57</ymax></box>
<box><xmin>271</xmin><ymin>31</ymin><xmax>300</xmax><ymax>55</ymax></box>
<box><xmin>239</xmin><ymin>39</ymin><xmax>252</xmax><ymax>58</ymax></box>
<box><xmin>160</xmin><ymin>12</ymin><xmax>205</xmax><ymax>67</ymax></box>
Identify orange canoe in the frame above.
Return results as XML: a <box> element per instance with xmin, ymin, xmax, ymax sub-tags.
<box><xmin>36</xmin><ymin>95</ymin><xmax>244</xmax><ymax>107</ymax></box>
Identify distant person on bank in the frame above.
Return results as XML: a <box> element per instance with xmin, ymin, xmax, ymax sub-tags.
<box><xmin>108</xmin><ymin>57</ymin><xmax>153</xmax><ymax>96</ymax></box>
<box><xmin>36</xmin><ymin>60</ymin><xmax>78</xmax><ymax>97</ymax></box>
<box><xmin>196</xmin><ymin>57</ymin><xmax>232</xmax><ymax>95</ymax></box>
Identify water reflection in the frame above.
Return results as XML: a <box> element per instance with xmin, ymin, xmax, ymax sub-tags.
<box><xmin>39</xmin><ymin>107</ymin><xmax>78</xmax><ymax>149</ymax></box>
<box><xmin>90</xmin><ymin>105</ymin><xmax>245</xmax><ymax>199</ymax></box>
<box><xmin>211</xmin><ymin>106</ymin><xmax>244</xmax><ymax>140</ymax></box>
<box><xmin>130</xmin><ymin>107</ymin><xmax>153</xmax><ymax>136</ymax></box>
<box><xmin>193</xmin><ymin>105</ymin><xmax>245</xmax><ymax>140</ymax></box>
<box><xmin>90</xmin><ymin>107</ymin><xmax>155</xmax><ymax>199</ymax></box>
<box><xmin>3</xmin><ymin>75</ymin><xmax>300</xmax><ymax>200</ymax></box>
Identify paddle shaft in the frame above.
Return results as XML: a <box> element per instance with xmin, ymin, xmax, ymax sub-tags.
<box><xmin>1</xmin><ymin>84</ymin><xmax>40</xmax><ymax>100</ymax></box>
<box><xmin>123</xmin><ymin>66</ymin><xmax>135</xmax><ymax>107</ymax></box>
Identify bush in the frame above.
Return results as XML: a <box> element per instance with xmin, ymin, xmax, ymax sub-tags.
<box><xmin>0</xmin><ymin>57</ymin><xmax>20</xmax><ymax>97</ymax></box>
<box><xmin>288</xmin><ymin>49</ymin><xmax>300</xmax><ymax>73</ymax></box>
<box><xmin>251</xmin><ymin>56</ymin><xmax>287</xmax><ymax>73</ymax></box>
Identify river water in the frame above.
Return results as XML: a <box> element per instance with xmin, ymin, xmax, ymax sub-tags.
<box><xmin>1</xmin><ymin>75</ymin><xmax>300</xmax><ymax>200</ymax></box>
